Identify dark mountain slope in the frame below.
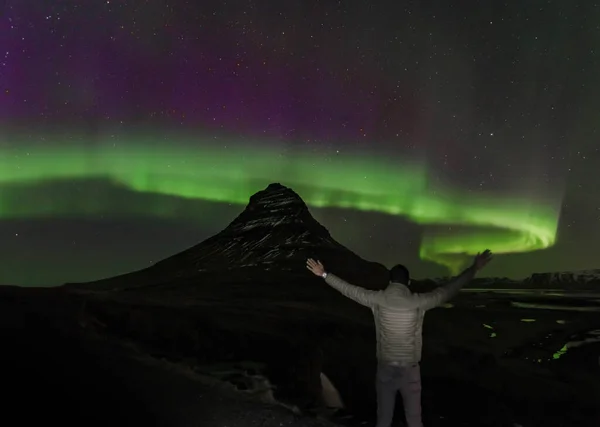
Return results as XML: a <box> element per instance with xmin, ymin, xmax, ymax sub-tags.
<box><xmin>69</xmin><ymin>183</ymin><xmax>389</xmax><ymax>297</ymax></box>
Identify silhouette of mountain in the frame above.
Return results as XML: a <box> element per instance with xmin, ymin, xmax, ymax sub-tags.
<box><xmin>428</xmin><ymin>270</ymin><xmax>600</xmax><ymax>291</ymax></box>
<box><xmin>70</xmin><ymin>183</ymin><xmax>389</xmax><ymax>297</ymax></box>
<box><xmin>526</xmin><ymin>270</ymin><xmax>600</xmax><ymax>287</ymax></box>
<box><xmin>450</xmin><ymin>269</ymin><xmax>600</xmax><ymax>291</ymax></box>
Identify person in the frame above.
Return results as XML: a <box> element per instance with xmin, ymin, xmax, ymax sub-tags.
<box><xmin>306</xmin><ymin>250</ymin><xmax>493</xmax><ymax>427</ymax></box>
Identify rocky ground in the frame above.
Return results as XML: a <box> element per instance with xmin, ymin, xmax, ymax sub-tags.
<box><xmin>1</xmin><ymin>286</ymin><xmax>339</xmax><ymax>427</ymax></box>
<box><xmin>2</xmin><ymin>285</ymin><xmax>599</xmax><ymax>427</ymax></box>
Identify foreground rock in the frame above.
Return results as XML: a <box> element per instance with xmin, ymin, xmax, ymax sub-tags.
<box><xmin>1</xmin><ymin>285</ymin><xmax>341</xmax><ymax>427</ymax></box>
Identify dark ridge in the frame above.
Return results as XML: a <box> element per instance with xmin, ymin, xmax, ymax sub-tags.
<box><xmin>65</xmin><ymin>183</ymin><xmax>389</xmax><ymax>292</ymax></box>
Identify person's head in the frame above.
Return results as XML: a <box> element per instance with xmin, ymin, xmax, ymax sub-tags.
<box><xmin>389</xmin><ymin>264</ymin><xmax>410</xmax><ymax>285</ymax></box>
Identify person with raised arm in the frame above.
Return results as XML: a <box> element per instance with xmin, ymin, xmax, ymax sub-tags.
<box><xmin>306</xmin><ymin>250</ymin><xmax>493</xmax><ymax>427</ymax></box>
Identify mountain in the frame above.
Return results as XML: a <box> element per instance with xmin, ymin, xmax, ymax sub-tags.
<box><xmin>68</xmin><ymin>182</ymin><xmax>389</xmax><ymax>307</ymax></box>
<box><xmin>428</xmin><ymin>271</ymin><xmax>600</xmax><ymax>292</ymax></box>
<box><xmin>452</xmin><ymin>270</ymin><xmax>600</xmax><ymax>291</ymax></box>
<box><xmin>526</xmin><ymin>270</ymin><xmax>600</xmax><ymax>287</ymax></box>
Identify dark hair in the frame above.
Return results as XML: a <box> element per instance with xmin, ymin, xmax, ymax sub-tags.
<box><xmin>390</xmin><ymin>264</ymin><xmax>410</xmax><ymax>284</ymax></box>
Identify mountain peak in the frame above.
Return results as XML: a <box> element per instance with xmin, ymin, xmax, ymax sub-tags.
<box><xmin>68</xmin><ymin>183</ymin><xmax>390</xmax><ymax>292</ymax></box>
<box><xmin>247</xmin><ymin>182</ymin><xmax>304</xmax><ymax>210</ymax></box>
<box><xmin>255</xmin><ymin>182</ymin><xmax>297</xmax><ymax>198</ymax></box>
<box><xmin>158</xmin><ymin>183</ymin><xmax>349</xmax><ymax>268</ymax></box>
<box><xmin>236</xmin><ymin>182</ymin><xmax>309</xmax><ymax>226</ymax></box>
<box><xmin>219</xmin><ymin>183</ymin><xmax>332</xmax><ymax>241</ymax></box>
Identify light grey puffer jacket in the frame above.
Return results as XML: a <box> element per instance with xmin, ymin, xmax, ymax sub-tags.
<box><xmin>324</xmin><ymin>266</ymin><xmax>476</xmax><ymax>365</ymax></box>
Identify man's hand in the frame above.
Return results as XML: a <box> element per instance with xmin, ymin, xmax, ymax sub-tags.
<box><xmin>306</xmin><ymin>258</ymin><xmax>326</xmax><ymax>276</ymax></box>
<box><xmin>472</xmin><ymin>249</ymin><xmax>493</xmax><ymax>271</ymax></box>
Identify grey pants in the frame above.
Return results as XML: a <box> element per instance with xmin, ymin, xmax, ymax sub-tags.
<box><xmin>375</xmin><ymin>363</ymin><xmax>423</xmax><ymax>427</ymax></box>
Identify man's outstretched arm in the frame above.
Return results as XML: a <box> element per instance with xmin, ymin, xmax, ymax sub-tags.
<box><xmin>306</xmin><ymin>258</ymin><xmax>382</xmax><ymax>308</ymax></box>
<box><xmin>394</xmin><ymin>249</ymin><xmax>493</xmax><ymax>311</ymax></box>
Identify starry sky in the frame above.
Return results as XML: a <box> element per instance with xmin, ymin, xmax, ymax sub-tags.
<box><xmin>1</xmin><ymin>0</ymin><xmax>599</xmax><ymax>286</ymax></box>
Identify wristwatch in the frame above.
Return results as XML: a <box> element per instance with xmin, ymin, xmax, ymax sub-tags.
<box><xmin>321</xmin><ymin>272</ymin><xmax>328</xmax><ymax>279</ymax></box>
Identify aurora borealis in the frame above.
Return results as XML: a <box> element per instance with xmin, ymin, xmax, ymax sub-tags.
<box><xmin>1</xmin><ymin>1</ymin><xmax>599</xmax><ymax>285</ymax></box>
<box><xmin>0</xmin><ymin>134</ymin><xmax>561</xmax><ymax>274</ymax></box>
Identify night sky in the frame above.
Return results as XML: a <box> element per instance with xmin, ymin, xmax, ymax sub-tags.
<box><xmin>1</xmin><ymin>0</ymin><xmax>599</xmax><ymax>286</ymax></box>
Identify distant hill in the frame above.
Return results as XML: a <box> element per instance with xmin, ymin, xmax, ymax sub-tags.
<box><xmin>435</xmin><ymin>270</ymin><xmax>600</xmax><ymax>291</ymax></box>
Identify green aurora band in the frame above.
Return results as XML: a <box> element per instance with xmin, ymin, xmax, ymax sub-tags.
<box><xmin>0</xmin><ymin>132</ymin><xmax>562</xmax><ymax>273</ymax></box>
